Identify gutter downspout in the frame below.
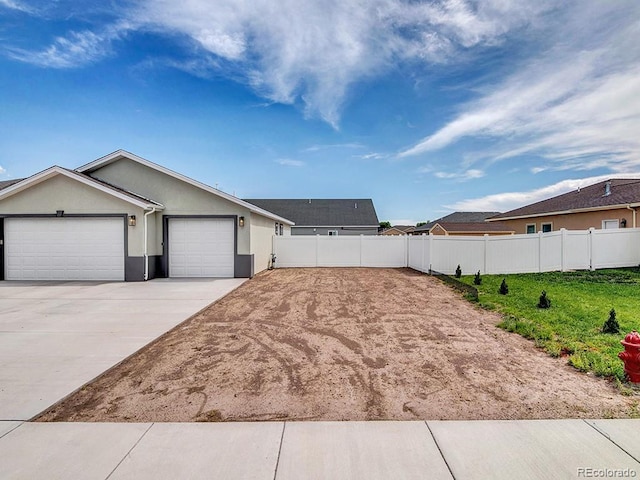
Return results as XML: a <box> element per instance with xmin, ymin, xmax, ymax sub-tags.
<box><xmin>144</xmin><ymin>208</ymin><xmax>158</xmax><ymax>281</ymax></box>
<box><xmin>627</xmin><ymin>205</ymin><xmax>637</xmax><ymax>228</ymax></box>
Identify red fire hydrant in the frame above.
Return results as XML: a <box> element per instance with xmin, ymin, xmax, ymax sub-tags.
<box><xmin>619</xmin><ymin>331</ymin><xmax>640</xmax><ymax>383</ymax></box>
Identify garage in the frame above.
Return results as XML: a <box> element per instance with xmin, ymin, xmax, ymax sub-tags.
<box><xmin>4</xmin><ymin>217</ymin><xmax>125</xmax><ymax>281</ymax></box>
<box><xmin>168</xmin><ymin>218</ymin><xmax>235</xmax><ymax>277</ymax></box>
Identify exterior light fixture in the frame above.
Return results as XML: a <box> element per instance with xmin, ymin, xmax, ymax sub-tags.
<box><xmin>128</xmin><ymin>215</ymin><xmax>136</xmax><ymax>227</ymax></box>
<box><xmin>56</xmin><ymin>210</ymin><xmax>64</xmax><ymax>217</ymax></box>
<box><xmin>238</xmin><ymin>216</ymin><xmax>245</xmax><ymax>227</ymax></box>
<box><xmin>621</xmin><ymin>218</ymin><xmax>627</xmax><ymax>228</ymax></box>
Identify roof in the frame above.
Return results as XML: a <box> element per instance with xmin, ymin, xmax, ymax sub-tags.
<box><xmin>431</xmin><ymin>221</ymin><xmax>514</xmax><ymax>233</ymax></box>
<box><xmin>0</xmin><ymin>166</ymin><xmax>165</xmax><ymax>210</ymax></box>
<box><xmin>392</xmin><ymin>225</ymin><xmax>416</xmax><ymax>232</ymax></box>
<box><xmin>243</xmin><ymin>199</ymin><xmax>379</xmax><ymax>227</ymax></box>
<box><xmin>0</xmin><ymin>179</ymin><xmax>24</xmax><ymax>191</ymax></box>
<box><xmin>414</xmin><ymin>212</ymin><xmax>501</xmax><ymax>232</ymax></box>
<box><xmin>488</xmin><ymin>179</ymin><xmax>640</xmax><ymax>221</ymax></box>
<box><xmin>77</xmin><ymin>149</ymin><xmax>294</xmax><ymax>225</ymax></box>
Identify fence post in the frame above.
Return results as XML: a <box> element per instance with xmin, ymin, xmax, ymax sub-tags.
<box><xmin>315</xmin><ymin>234</ymin><xmax>319</xmax><ymax>267</ymax></box>
<box><xmin>404</xmin><ymin>234</ymin><xmax>409</xmax><ymax>267</ymax></box>
<box><xmin>483</xmin><ymin>234</ymin><xmax>489</xmax><ymax>274</ymax></box>
<box><xmin>589</xmin><ymin>227</ymin><xmax>595</xmax><ymax>270</ymax></box>
<box><xmin>428</xmin><ymin>233</ymin><xmax>433</xmax><ymax>272</ymax></box>
<box><xmin>360</xmin><ymin>234</ymin><xmax>363</xmax><ymax>267</ymax></box>
<box><xmin>538</xmin><ymin>231</ymin><xmax>542</xmax><ymax>273</ymax></box>
<box><xmin>560</xmin><ymin>228</ymin><xmax>567</xmax><ymax>272</ymax></box>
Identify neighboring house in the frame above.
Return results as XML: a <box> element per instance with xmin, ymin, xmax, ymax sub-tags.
<box><xmin>486</xmin><ymin>178</ymin><xmax>640</xmax><ymax>234</ymax></box>
<box><xmin>413</xmin><ymin>212</ymin><xmax>512</xmax><ymax>236</ymax></box>
<box><xmin>428</xmin><ymin>222</ymin><xmax>514</xmax><ymax>236</ymax></box>
<box><xmin>243</xmin><ymin>199</ymin><xmax>379</xmax><ymax>236</ymax></box>
<box><xmin>380</xmin><ymin>225</ymin><xmax>416</xmax><ymax>236</ymax></box>
<box><xmin>0</xmin><ymin>150</ymin><xmax>294</xmax><ymax>281</ymax></box>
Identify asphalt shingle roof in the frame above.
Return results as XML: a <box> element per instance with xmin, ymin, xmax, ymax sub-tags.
<box><xmin>414</xmin><ymin>212</ymin><xmax>501</xmax><ymax>232</ymax></box>
<box><xmin>243</xmin><ymin>199</ymin><xmax>379</xmax><ymax>226</ymax></box>
<box><xmin>433</xmin><ymin>221</ymin><xmax>514</xmax><ymax>233</ymax></box>
<box><xmin>0</xmin><ymin>179</ymin><xmax>24</xmax><ymax>191</ymax></box>
<box><xmin>488</xmin><ymin>179</ymin><xmax>640</xmax><ymax>220</ymax></box>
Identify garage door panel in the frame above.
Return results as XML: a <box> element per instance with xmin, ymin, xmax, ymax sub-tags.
<box><xmin>169</xmin><ymin>218</ymin><xmax>234</xmax><ymax>278</ymax></box>
<box><xmin>5</xmin><ymin>218</ymin><xmax>125</xmax><ymax>281</ymax></box>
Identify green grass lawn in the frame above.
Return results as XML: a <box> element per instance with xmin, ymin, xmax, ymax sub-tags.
<box><xmin>460</xmin><ymin>269</ymin><xmax>640</xmax><ymax>382</ymax></box>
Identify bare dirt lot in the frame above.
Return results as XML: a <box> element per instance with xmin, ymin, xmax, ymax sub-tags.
<box><xmin>38</xmin><ymin>268</ymin><xmax>638</xmax><ymax>422</ymax></box>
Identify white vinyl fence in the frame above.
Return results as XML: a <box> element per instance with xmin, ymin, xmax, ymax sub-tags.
<box><xmin>273</xmin><ymin>228</ymin><xmax>640</xmax><ymax>275</ymax></box>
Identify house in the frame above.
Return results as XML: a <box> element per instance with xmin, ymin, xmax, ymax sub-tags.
<box><xmin>0</xmin><ymin>150</ymin><xmax>294</xmax><ymax>281</ymax></box>
<box><xmin>243</xmin><ymin>199</ymin><xmax>379</xmax><ymax>236</ymax></box>
<box><xmin>380</xmin><ymin>225</ymin><xmax>416</xmax><ymax>236</ymax></box>
<box><xmin>486</xmin><ymin>178</ymin><xmax>640</xmax><ymax>234</ymax></box>
<box><xmin>413</xmin><ymin>212</ymin><xmax>513</xmax><ymax>236</ymax></box>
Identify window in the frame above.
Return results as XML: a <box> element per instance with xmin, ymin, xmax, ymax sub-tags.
<box><xmin>526</xmin><ymin>224</ymin><xmax>536</xmax><ymax>234</ymax></box>
<box><xmin>279</xmin><ymin>223</ymin><xmax>283</xmax><ymax>235</ymax></box>
<box><xmin>541</xmin><ymin>223</ymin><xmax>552</xmax><ymax>233</ymax></box>
<box><xmin>602</xmin><ymin>219</ymin><xmax>619</xmax><ymax>229</ymax></box>
<box><xmin>328</xmin><ymin>230</ymin><xmax>338</xmax><ymax>236</ymax></box>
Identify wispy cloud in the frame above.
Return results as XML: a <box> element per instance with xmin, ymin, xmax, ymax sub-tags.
<box><xmin>0</xmin><ymin>0</ymin><xmax>35</xmax><ymax>14</ymax></box>
<box><xmin>353</xmin><ymin>152</ymin><xmax>388</xmax><ymax>160</ymax></box>
<box><xmin>399</xmin><ymin>2</ymin><xmax>640</xmax><ymax>171</ymax></box>
<box><xmin>0</xmin><ymin>165</ymin><xmax>6</xmax><ymax>175</ymax></box>
<box><xmin>7</xmin><ymin>22</ymin><xmax>131</xmax><ymax>68</ymax></box>
<box><xmin>304</xmin><ymin>143</ymin><xmax>364</xmax><ymax>152</ymax></box>
<box><xmin>4</xmin><ymin>0</ymin><xmax>556</xmax><ymax>126</ymax></box>
<box><xmin>434</xmin><ymin>169</ymin><xmax>484</xmax><ymax>181</ymax></box>
<box><xmin>276</xmin><ymin>158</ymin><xmax>305</xmax><ymax>167</ymax></box>
<box><xmin>448</xmin><ymin>173</ymin><xmax>640</xmax><ymax>212</ymax></box>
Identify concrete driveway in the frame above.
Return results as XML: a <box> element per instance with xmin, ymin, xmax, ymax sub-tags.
<box><xmin>0</xmin><ymin>278</ymin><xmax>246</xmax><ymax>421</ymax></box>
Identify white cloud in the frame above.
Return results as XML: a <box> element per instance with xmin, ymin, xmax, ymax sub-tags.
<box><xmin>434</xmin><ymin>169</ymin><xmax>484</xmax><ymax>181</ymax></box>
<box><xmin>304</xmin><ymin>143</ymin><xmax>364</xmax><ymax>152</ymax></box>
<box><xmin>399</xmin><ymin>2</ymin><xmax>640</xmax><ymax>171</ymax></box>
<box><xmin>0</xmin><ymin>0</ymin><xmax>34</xmax><ymax>14</ymax></box>
<box><xmin>7</xmin><ymin>22</ymin><xmax>131</xmax><ymax>68</ymax></box>
<box><xmin>448</xmin><ymin>173</ymin><xmax>640</xmax><ymax>212</ymax></box>
<box><xmin>276</xmin><ymin>158</ymin><xmax>305</xmax><ymax>167</ymax></box>
<box><xmin>5</xmin><ymin>0</ymin><xmax>557</xmax><ymax>125</ymax></box>
<box><xmin>0</xmin><ymin>165</ymin><xmax>6</xmax><ymax>175</ymax></box>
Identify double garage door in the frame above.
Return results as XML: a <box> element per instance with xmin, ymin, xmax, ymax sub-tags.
<box><xmin>4</xmin><ymin>217</ymin><xmax>125</xmax><ymax>281</ymax></box>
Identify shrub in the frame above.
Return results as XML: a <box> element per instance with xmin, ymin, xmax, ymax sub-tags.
<box><xmin>455</xmin><ymin>265</ymin><xmax>462</xmax><ymax>278</ymax></box>
<box><xmin>473</xmin><ymin>271</ymin><xmax>482</xmax><ymax>285</ymax></box>
<box><xmin>537</xmin><ymin>290</ymin><xmax>551</xmax><ymax>309</ymax></box>
<box><xmin>601</xmin><ymin>308</ymin><xmax>620</xmax><ymax>334</ymax></box>
<box><xmin>499</xmin><ymin>278</ymin><xmax>509</xmax><ymax>295</ymax></box>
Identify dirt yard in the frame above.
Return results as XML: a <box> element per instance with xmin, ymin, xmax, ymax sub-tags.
<box><xmin>38</xmin><ymin>268</ymin><xmax>638</xmax><ymax>422</ymax></box>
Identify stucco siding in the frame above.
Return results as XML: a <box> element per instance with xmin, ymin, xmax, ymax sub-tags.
<box><xmin>0</xmin><ymin>175</ymin><xmax>146</xmax><ymax>256</ymax></box>
<box><xmin>500</xmin><ymin>208</ymin><xmax>635</xmax><ymax>234</ymax></box>
<box><xmin>89</xmin><ymin>158</ymin><xmax>252</xmax><ymax>254</ymax></box>
<box><xmin>249</xmin><ymin>213</ymin><xmax>278</xmax><ymax>273</ymax></box>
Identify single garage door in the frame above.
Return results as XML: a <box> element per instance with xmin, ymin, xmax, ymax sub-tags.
<box><xmin>4</xmin><ymin>217</ymin><xmax>125</xmax><ymax>281</ymax></box>
<box><xmin>169</xmin><ymin>218</ymin><xmax>234</xmax><ymax>277</ymax></box>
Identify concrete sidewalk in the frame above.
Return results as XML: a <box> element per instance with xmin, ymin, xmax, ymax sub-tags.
<box><xmin>0</xmin><ymin>278</ymin><xmax>246</xmax><ymax>421</ymax></box>
<box><xmin>0</xmin><ymin>419</ymin><xmax>638</xmax><ymax>479</ymax></box>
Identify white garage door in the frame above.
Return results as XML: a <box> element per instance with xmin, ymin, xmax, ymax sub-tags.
<box><xmin>169</xmin><ymin>218</ymin><xmax>235</xmax><ymax>278</ymax></box>
<box><xmin>4</xmin><ymin>217</ymin><xmax>125</xmax><ymax>281</ymax></box>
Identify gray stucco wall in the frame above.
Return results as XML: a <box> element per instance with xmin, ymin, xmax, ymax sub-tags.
<box><xmin>0</xmin><ymin>174</ymin><xmax>146</xmax><ymax>256</ymax></box>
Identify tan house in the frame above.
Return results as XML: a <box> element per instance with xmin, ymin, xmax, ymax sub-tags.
<box><xmin>486</xmin><ymin>178</ymin><xmax>640</xmax><ymax>234</ymax></box>
<box><xmin>380</xmin><ymin>225</ymin><xmax>416</xmax><ymax>236</ymax></box>
<box><xmin>429</xmin><ymin>221</ymin><xmax>514</xmax><ymax>236</ymax></box>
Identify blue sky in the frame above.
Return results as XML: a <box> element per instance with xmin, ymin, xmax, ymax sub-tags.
<box><xmin>1</xmin><ymin>1</ymin><xmax>640</xmax><ymax>224</ymax></box>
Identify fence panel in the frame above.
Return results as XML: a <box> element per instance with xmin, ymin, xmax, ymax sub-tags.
<box><xmin>592</xmin><ymin>228</ymin><xmax>640</xmax><ymax>269</ymax></box>
<box><xmin>273</xmin><ymin>228</ymin><xmax>640</xmax><ymax>273</ymax></box>
<box><xmin>430</xmin><ymin>236</ymin><xmax>485</xmax><ymax>275</ymax></box>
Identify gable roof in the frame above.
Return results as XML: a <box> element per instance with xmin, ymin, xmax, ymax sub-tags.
<box><xmin>0</xmin><ymin>179</ymin><xmax>24</xmax><ymax>191</ymax></box>
<box><xmin>381</xmin><ymin>226</ymin><xmax>414</xmax><ymax>235</ymax></box>
<box><xmin>430</xmin><ymin>221</ymin><xmax>514</xmax><ymax>234</ymax></box>
<box><xmin>488</xmin><ymin>179</ymin><xmax>640</xmax><ymax>221</ymax></box>
<box><xmin>77</xmin><ymin>150</ymin><xmax>294</xmax><ymax>225</ymax></box>
<box><xmin>414</xmin><ymin>212</ymin><xmax>500</xmax><ymax>232</ymax></box>
<box><xmin>243</xmin><ymin>199</ymin><xmax>379</xmax><ymax>227</ymax></box>
<box><xmin>0</xmin><ymin>166</ymin><xmax>164</xmax><ymax>210</ymax></box>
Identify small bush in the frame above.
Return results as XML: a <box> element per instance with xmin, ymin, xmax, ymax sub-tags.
<box><xmin>473</xmin><ymin>271</ymin><xmax>482</xmax><ymax>285</ymax></box>
<box><xmin>537</xmin><ymin>290</ymin><xmax>551</xmax><ymax>309</ymax></box>
<box><xmin>455</xmin><ymin>265</ymin><xmax>462</xmax><ymax>278</ymax></box>
<box><xmin>601</xmin><ymin>308</ymin><xmax>620</xmax><ymax>334</ymax></box>
<box><xmin>499</xmin><ymin>278</ymin><xmax>509</xmax><ymax>295</ymax></box>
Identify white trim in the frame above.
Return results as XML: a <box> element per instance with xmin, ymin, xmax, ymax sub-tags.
<box><xmin>77</xmin><ymin>150</ymin><xmax>294</xmax><ymax>225</ymax></box>
<box><xmin>602</xmin><ymin>219</ymin><xmax>620</xmax><ymax>229</ymax></box>
<box><xmin>0</xmin><ymin>166</ymin><xmax>163</xmax><ymax>210</ymax></box>
<box><xmin>541</xmin><ymin>222</ymin><xmax>553</xmax><ymax>233</ymax></box>
<box><xmin>486</xmin><ymin>203</ymin><xmax>640</xmax><ymax>222</ymax></box>
<box><xmin>526</xmin><ymin>223</ymin><xmax>536</xmax><ymax>234</ymax></box>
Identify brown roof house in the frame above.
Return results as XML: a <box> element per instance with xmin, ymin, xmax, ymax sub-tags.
<box><xmin>380</xmin><ymin>225</ymin><xmax>416</xmax><ymax>236</ymax></box>
<box><xmin>486</xmin><ymin>178</ymin><xmax>640</xmax><ymax>234</ymax></box>
<box><xmin>413</xmin><ymin>212</ymin><xmax>514</xmax><ymax>236</ymax></box>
